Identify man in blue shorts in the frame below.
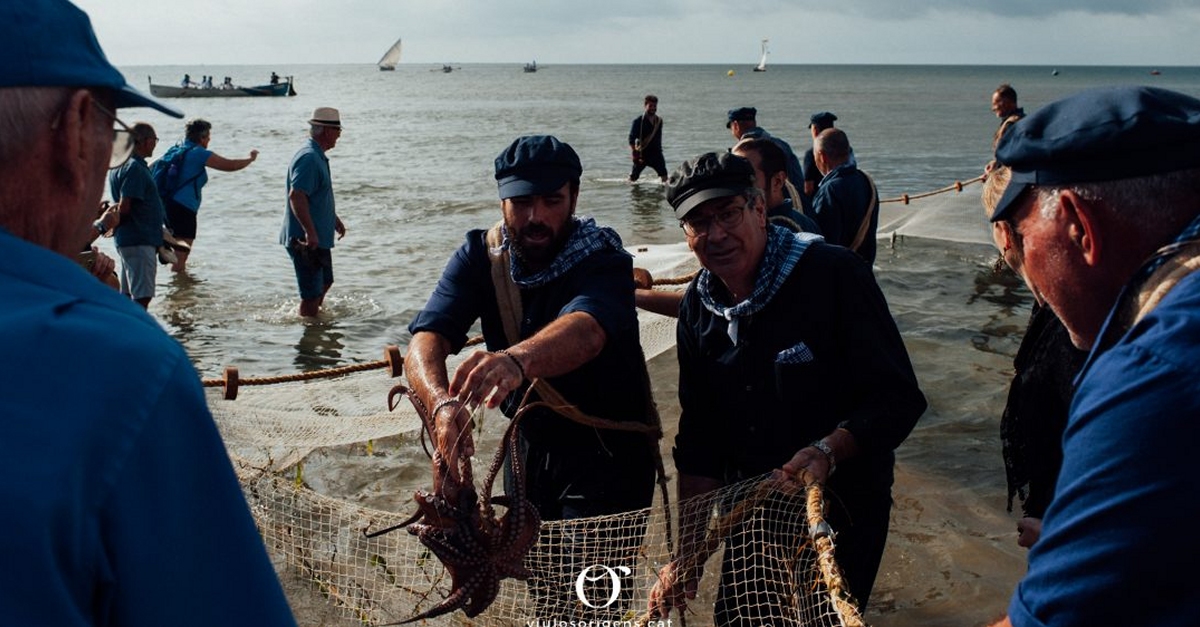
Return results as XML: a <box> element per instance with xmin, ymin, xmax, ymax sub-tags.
<box><xmin>0</xmin><ymin>1</ymin><xmax>297</xmax><ymax>625</ymax></box>
<box><xmin>108</xmin><ymin>122</ymin><xmax>164</xmax><ymax>309</ymax></box>
<box><xmin>280</xmin><ymin>107</ymin><xmax>346</xmax><ymax>317</ymax></box>
<box><xmin>987</xmin><ymin>85</ymin><xmax>1200</xmax><ymax>627</ymax></box>
<box><xmin>406</xmin><ymin>135</ymin><xmax>658</xmax><ymax>618</ymax></box>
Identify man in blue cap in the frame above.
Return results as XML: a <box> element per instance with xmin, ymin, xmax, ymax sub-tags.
<box><xmin>0</xmin><ymin>1</ymin><xmax>297</xmax><ymax>625</ymax></box>
<box><xmin>406</xmin><ymin>135</ymin><xmax>658</xmax><ymax>617</ymax></box>
<box><xmin>986</xmin><ymin>85</ymin><xmax>1200</xmax><ymax>627</ymax></box>
<box><xmin>727</xmin><ymin>106</ymin><xmax>805</xmax><ymax>200</ymax></box>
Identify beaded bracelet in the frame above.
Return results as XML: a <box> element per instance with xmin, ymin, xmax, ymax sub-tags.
<box><xmin>498</xmin><ymin>349</ymin><xmax>526</xmax><ymax>380</ymax></box>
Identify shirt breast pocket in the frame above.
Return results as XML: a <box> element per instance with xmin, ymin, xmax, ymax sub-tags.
<box><xmin>773</xmin><ymin>341</ymin><xmax>820</xmax><ymax>403</ymax></box>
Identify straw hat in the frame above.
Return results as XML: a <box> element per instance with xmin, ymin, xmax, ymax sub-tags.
<box><xmin>308</xmin><ymin>107</ymin><xmax>342</xmax><ymax>129</ymax></box>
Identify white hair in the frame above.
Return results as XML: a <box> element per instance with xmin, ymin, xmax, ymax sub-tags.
<box><xmin>0</xmin><ymin>86</ymin><xmax>70</xmax><ymax>166</ymax></box>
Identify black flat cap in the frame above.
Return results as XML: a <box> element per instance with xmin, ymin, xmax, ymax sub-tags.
<box><xmin>494</xmin><ymin>135</ymin><xmax>582</xmax><ymax>200</ymax></box>
<box><xmin>666</xmin><ymin>152</ymin><xmax>756</xmax><ymax>220</ymax></box>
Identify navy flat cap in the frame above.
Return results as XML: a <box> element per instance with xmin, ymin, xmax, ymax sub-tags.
<box><xmin>990</xmin><ymin>85</ymin><xmax>1200</xmax><ymax>222</ymax></box>
<box><xmin>666</xmin><ymin>152</ymin><xmax>756</xmax><ymax>220</ymax></box>
<box><xmin>494</xmin><ymin>135</ymin><xmax>582</xmax><ymax>200</ymax></box>
<box><xmin>809</xmin><ymin>111</ymin><xmax>838</xmax><ymax>128</ymax></box>
<box><xmin>726</xmin><ymin>107</ymin><xmax>757</xmax><ymax>128</ymax></box>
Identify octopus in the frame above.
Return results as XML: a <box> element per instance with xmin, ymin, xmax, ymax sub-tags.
<box><xmin>370</xmin><ymin>384</ymin><xmax>541</xmax><ymax>623</ymax></box>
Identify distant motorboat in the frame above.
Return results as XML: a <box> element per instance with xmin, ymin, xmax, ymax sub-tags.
<box><xmin>753</xmin><ymin>38</ymin><xmax>768</xmax><ymax>72</ymax></box>
<box><xmin>524</xmin><ymin>60</ymin><xmax>538</xmax><ymax>73</ymax></box>
<box><xmin>1051</xmin><ymin>69</ymin><xmax>1060</xmax><ymax>76</ymax></box>
<box><xmin>378</xmin><ymin>37</ymin><xmax>402</xmax><ymax>71</ymax></box>
<box><xmin>148</xmin><ymin>76</ymin><xmax>296</xmax><ymax>98</ymax></box>
<box><xmin>442</xmin><ymin>65</ymin><xmax>453</xmax><ymax>73</ymax></box>
<box><xmin>1150</xmin><ymin>69</ymin><xmax>1162</xmax><ymax>75</ymax></box>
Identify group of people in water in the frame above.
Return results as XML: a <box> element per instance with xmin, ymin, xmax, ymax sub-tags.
<box><xmin>6</xmin><ymin>2</ymin><xmax>1200</xmax><ymax>626</ymax></box>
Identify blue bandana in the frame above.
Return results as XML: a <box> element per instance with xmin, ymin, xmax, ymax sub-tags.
<box><xmin>504</xmin><ymin>216</ymin><xmax>627</xmax><ymax>288</ymax></box>
<box><xmin>697</xmin><ymin>225</ymin><xmax>823</xmax><ymax>343</ymax></box>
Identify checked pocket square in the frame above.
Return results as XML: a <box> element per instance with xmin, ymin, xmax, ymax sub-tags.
<box><xmin>776</xmin><ymin>342</ymin><xmax>815</xmax><ymax>364</ymax></box>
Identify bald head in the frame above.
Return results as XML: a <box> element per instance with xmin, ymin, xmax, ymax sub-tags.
<box><xmin>814</xmin><ymin>128</ymin><xmax>851</xmax><ymax>175</ymax></box>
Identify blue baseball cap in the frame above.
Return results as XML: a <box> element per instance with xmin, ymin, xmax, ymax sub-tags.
<box><xmin>1</xmin><ymin>0</ymin><xmax>182</xmax><ymax>118</ymax></box>
<box><xmin>990</xmin><ymin>85</ymin><xmax>1200</xmax><ymax>222</ymax></box>
<box><xmin>494</xmin><ymin>135</ymin><xmax>582</xmax><ymax>200</ymax></box>
<box><xmin>726</xmin><ymin>107</ymin><xmax>757</xmax><ymax>128</ymax></box>
<box><xmin>666</xmin><ymin>152</ymin><xmax>756</xmax><ymax>220</ymax></box>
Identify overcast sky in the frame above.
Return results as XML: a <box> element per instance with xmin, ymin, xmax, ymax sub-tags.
<box><xmin>76</xmin><ymin>0</ymin><xmax>1200</xmax><ymax>67</ymax></box>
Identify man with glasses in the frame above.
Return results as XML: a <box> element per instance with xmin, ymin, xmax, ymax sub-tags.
<box><xmin>985</xmin><ymin>86</ymin><xmax>1200</xmax><ymax>627</ymax></box>
<box><xmin>0</xmin><ymin>1</ymin><xmax>297</xmax><ymax>625</ymax></box>
<box><xmin>648</xmin><ymin>152</ymin><xmax>925</xmax><ymax>623</ymax></box>
<box><xmin>108</xmin><ymin>122</ymin><xmax>165</xmax><ymax>309</ymax></box>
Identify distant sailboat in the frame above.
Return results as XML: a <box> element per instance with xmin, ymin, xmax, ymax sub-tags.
<box><xmin>753</xmin><ymin>38</ymin><xmax>768</xmax><ymax>72</ymax></box>
<box><xmin>377</xmin><ymin>38</ymin><xmax>402</xmax><ymax>71</ymax></box>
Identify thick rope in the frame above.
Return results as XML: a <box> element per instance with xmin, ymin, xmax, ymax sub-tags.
<box><xmin>201</xmin><ymin>359</ymin><xmax>388</xmax><ymax>388</ymax></box>
<box><xmin>880</xmin><ymin>174</ymin><xmax>984</xmax><ymax>205</ymax></box>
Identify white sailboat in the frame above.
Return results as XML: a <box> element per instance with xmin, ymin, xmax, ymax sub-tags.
<box><xmin>377</xmin><ymin>38</ymin><xmax>402</xmax><ymax>71</ymax></box>
<box><xmin>753</xmin><ymin>38</ymin><xmax>768</xmax><ymax>72</ymax></box>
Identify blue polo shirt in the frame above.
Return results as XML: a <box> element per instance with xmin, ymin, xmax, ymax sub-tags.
<box><xmin>280</xmin><ymin>138</ymin><xmax>337</xmax><ymax>249</ymax></box>
<box><xmin>1009</xmin><ymin>270</ymin><xmax>1200</xmax><ymax>627</ymax></box>
<box><xmin>0</xmin><ymin>228</ymin><xmax>296</xmax><ymax>626</ymax></box>
<box><xmin>108</xmin><ymin>154</ymin><xmax>165</xmax><ymax>248</ymax></box>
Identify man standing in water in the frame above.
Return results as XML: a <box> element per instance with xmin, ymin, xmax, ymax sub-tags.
<box><xmin>108</xmin><ymin>122</ymin><xmax>165</xmax><ymax>309</ymax></box>
<box><xmin>628</xmin><ymin>94</ymin><xmax>667</xmax><ymax>183</ymax></box>
<box><xmin>281</xmin><ymin>107</ymin><xmax>346</xmax><ymax>318</ymax></box>
<box><xmin>406</xmin><ymin>135</ymin><xmax>658</xmax><ymax>617</ymax></box>
<box><xmin>986</xmin><ymin>85</ymin><xmax>1200</xmax><ymax>627</ymax></box>
<box><xmin>0</xmin><ymin>1</ymin><xmax>297</xmax><ymax>624</ymax></box>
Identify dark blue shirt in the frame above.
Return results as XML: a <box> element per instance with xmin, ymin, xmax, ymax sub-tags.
<box><xmin>108</xmin><ymin>155</ymin><xmax>164</xmax><ymax>248</ymax></box>
<box><xmin>0</xmin><ymin>228</ymin><xmax>296</xmax><ymax>626</ymax></box>
<box><xmin>408</xmin><ymin>228</ymin><xmax>655</xmax><ymax>454</ymax></box>
<box><xmin>1010</xmin><ymin>269</ymin><xmax>1200</xmax><ymax>627</ymax></box>
<box><xmin>767</xmin><ymin>198</ymin><xmax>821</xmax><ymax>235</ymax></box>
<box><xmin>812</xmin><ymin>162</ymin><xmax>878</xmax><ymax>264</ymax></box>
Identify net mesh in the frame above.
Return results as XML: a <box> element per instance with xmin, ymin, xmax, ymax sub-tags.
<box><xmin>210</xmin><ymin>245</ymin><xmax>862</xmax><ymax>626</ymax></box>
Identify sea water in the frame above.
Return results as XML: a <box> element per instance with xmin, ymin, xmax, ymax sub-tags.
<box><xmin>105</xmin><ymin>63</ymin><xmax>1200</xmax><ymax>626</ymax></box>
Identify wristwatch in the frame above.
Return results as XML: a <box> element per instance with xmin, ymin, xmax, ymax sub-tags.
<box><xmin>809</xmin><ymin>439</ymin><xmax>836</xmax><ymax>475</ymax></box>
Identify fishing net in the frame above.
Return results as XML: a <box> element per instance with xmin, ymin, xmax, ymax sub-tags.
<box><xmin>208</xmin><ymin>242</ymin><xmax>863</xmax><ymax>626</ymax></box>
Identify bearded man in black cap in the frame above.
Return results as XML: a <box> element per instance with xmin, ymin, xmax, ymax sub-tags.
<box><xmin>406</xmin><ymin>134</ymin><xmax>658</xmax><ymax>617</ymax></box>
<box><xmin>647</xmin><ymin>151</ymin><xmax>925</xmax><ymax>623</ymax></box>
<box><xmin>986</xmin><ymin>86</ymin><xmax>1200</xmax><ymax>627</ymax></box>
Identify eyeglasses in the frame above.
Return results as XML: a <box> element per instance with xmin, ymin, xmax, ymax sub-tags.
<box><xmin>680</xmin><ymin>205</ymin><xmax>748</xmax><ymax>238</ymax></box>
<box><xmin>92</xmin><ymin>101</ymin><xmax>134</xmax><ymax>169</ymax></box>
